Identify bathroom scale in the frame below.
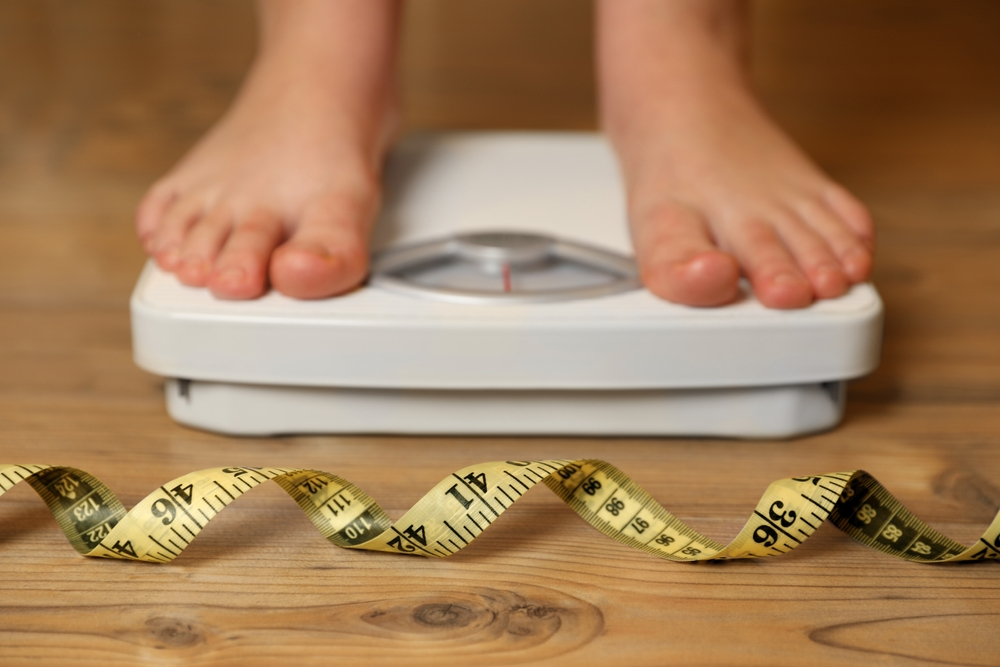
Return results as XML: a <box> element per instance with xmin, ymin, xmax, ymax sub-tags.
<box><xmin>130</xmin><ymin>132</ymin><xmax>883</xmax><ymax>438</ymax></box>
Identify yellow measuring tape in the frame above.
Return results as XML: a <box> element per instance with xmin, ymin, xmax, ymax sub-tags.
<box><xmin>3</xmin><ymin>460</ymin><xmax>998</xmax><ymax>564</ymax></box>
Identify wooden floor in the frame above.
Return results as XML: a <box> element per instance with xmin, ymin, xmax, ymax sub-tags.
<box><xmin>2</xmin><ymin>1</ymin><xmax>999</xmax><ymax>664</ymax></box>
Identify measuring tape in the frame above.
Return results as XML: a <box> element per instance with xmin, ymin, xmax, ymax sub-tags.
<box><xmin>2</xmin><ymin>460</ymin><xmax>998</xmax><ymax>564</ymax></box>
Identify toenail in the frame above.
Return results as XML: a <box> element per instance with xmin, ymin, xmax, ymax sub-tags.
<box><xmin>818</xmin><ymin>265</ymin><xmax>841</xmax><ymax>280</ymax></box>
<box><xmin>179</xmin><ymin>257</ymin><xmax>205</xmax><ymax>275</ymax></box>
<box><xmin>773</xmin><ymin>273</ymin><xmax>804</xmax><ymax>286</ymax></box>
<box><xmin>159</xmin><ymin>247</ymin><xmax>180</xmax><ymax>266</ymax></box>
<box><xmin>842</xmin><ymin>249</ymin><xmax>870</xmax><ymax>279</ymax></box>
<box><xmin>215</xmin><ymin>267</ymin><xmax>245</xmax><ymax>285</ymax></box>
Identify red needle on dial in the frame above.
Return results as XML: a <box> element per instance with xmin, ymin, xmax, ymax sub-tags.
<box><xmin>502</xmin><ymin>263</ymin><xmax>512</xmax><ymax>293</ymax></box>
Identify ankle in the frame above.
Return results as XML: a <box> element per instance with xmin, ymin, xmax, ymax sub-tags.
<box><xmin>248</xmin><ymin>0</ymin><xmax>400</xmax><ymax>152</ymax></box>
<box><xmin>597</xmin><ymin>0</ymin><xmax>753</xmax><ymax>152</ymax></box>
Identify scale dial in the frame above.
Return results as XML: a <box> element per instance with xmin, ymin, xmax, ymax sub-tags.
<box><xmin>369</xmin><ymin>231</ymin><xmax>640</xmax><ymax>304</ymax></box>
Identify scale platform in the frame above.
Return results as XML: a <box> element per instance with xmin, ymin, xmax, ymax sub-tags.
<box><xmin>131</xmin><ymin>132</ymin><xmax>883</xmax><ymax>438</ymax></box>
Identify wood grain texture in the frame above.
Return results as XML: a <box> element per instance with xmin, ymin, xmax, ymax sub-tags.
<box><xmin>1</xmin><ymin>1</ymin><xmax>999</xmax><ymax>665</ymax></box>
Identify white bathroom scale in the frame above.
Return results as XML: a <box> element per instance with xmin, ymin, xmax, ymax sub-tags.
<box><xmin>131</xmin><ymin>132</ymin><xmax>883</xmax><ymax>438</ymax></box>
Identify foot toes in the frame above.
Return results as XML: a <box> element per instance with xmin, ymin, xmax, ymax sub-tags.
<box><xmin>840</xmin><ymin>246</ymin><xmax>873</xmax><ymax>283</ymax></box>
<box><xmin>796</xmin><ymin>196</ymin><xmax>874</xmax><ymax>284</ymax></box>
<box><xmin>809</xmin><ymin>264</ymin><xmax>849</xmax><ymax>298</ymax></box>
<box><xmin>175</xmin><ymin>257</ymin><xmax>211</xmax><ymax>286</ymax></box>
<box><xmin>726</xmin><ymin>219</ymin><xmax>813</xmax><ymax>309</ymax></box>
<box><xmin>151</xmin><ymin>194</ymin><xmax>206</xmax><ymax>272</ymax></box>
<box><xmin>773</xmin><ymin>214</ymin><xmax>850</xmax><ymax>300</ymax></box>
<box><xmin>269</xmin><ymin>194</ymin><xmax>374</xmax><ymax>299</ymax></box>
<box><xmin>136</xmin><ymin>182</ymin><xmax>177</xmax><ymax>253</ymax></box>
<box><xmin>207</xmin><ymin>210</ymin><xmax>285</xmax><ymax>300</ymax></box>
<box><xmin>632</xmin><ymin>202</ymin><xmax>740</xmax><ymax>306</ymax></box>
<box><xmin>175</xmin><ymin>206</ymin><xmax>234</xmax><ymax>287</ymax></box>
<box><xmin>758</xmin><ymin>270</ymin><xmax>814</xmax><ymax>309</ymax></box>
<box><xmin>823</xmin><ymin>185</ymin><xmax>875</xmax><ymax>249</ymax></box>
<box><xmin>211</xmin><ymin>266</ymin><xmax>254</xmax><ymax>297</ymax></box>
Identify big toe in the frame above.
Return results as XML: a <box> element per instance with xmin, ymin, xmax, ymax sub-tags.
<box><xmin>632</xmin><ymin>202</ymin><xmax>741</xmax><ymax>307</ymax></box>
<box><xmin>270</xmin><ymin>231</ymin><xmax>369</xmax><ymax>299</ymax></box>
<box><xmin>642</xmin><ymin>249</ymin><xmax>741</xmax><ymax>307</ymax></box>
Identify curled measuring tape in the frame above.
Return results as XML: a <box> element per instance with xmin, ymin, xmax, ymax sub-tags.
<box><xmin>2</xmin><ymin>460</ymin><xmax>998</xmax><ymax>564</ymax></box>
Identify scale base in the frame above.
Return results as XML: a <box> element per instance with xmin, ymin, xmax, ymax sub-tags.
<box><xmin>165</xmin><ymin>379</ymin><xmax>846</xmax><ymax>439</ymax></box>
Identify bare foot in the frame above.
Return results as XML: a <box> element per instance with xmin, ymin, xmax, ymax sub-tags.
<box><xmin>135</xmin><ymin>0</ymin><xmax>399</xmax><ymax>299</ymax></box>
<box><xmin>597</xmin><ymin>0</ymin><xmax>874</xmax><ymax>309</ymax></box>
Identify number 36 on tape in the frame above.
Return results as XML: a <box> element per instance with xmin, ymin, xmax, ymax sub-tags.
<box><xmin>1</xmin><ymin>460</ymin><xmax>998</xmax><ymax>564</ymax></box>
